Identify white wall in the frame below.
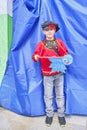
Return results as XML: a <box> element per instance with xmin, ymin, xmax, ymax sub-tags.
<box><xmin>0</xmin><ymin>0</ymin><xmax>12</xmax><ymax>16</ymax></box>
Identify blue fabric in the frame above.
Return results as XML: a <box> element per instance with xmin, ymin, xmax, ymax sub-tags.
<box><xmin>0</xmin><ymin>0</ymin><xmax>87</xmax><ymax>116</ymax></box>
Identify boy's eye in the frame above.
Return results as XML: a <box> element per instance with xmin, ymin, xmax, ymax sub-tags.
<box><xmin>44</xmin><ymin>29</ymin><xmax>49</xmax><ymax>31</ymax></box>
<box><xmin>50</xmin><ymin>29</ymin><xmax>53</xmax><ymax>30</ymax></box>
<box><xmin>44</xmin><ymin>29</ymin><xmax>54</xmax><ymax>31</ymax></box>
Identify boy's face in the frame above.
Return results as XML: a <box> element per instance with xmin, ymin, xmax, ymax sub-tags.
<box><xmin>43</xmin><ymin>28</ymin><xmax>56</xmax><ymax>40</ymax></box>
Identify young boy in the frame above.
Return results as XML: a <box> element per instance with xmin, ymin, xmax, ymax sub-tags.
<box><xmin>32</xmin><ymin>21</ymin><xmax>68</xmax><ymax>127</ymax></box>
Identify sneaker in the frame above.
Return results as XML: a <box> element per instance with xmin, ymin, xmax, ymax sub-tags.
<box><xmin>58</xmin><ymin>117</ymin><xmax>66</xmax><ymax>127</ymax></box>
<box><xmin>45</xmin><ymin>116</ymin><xmax>53</xmax><ymax>126</ymax></box>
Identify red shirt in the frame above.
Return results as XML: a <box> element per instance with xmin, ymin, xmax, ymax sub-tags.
<box><xmin>32</xmin><ymin>38</ymin><xmax>68</xmax><ymax>76</ymax></box>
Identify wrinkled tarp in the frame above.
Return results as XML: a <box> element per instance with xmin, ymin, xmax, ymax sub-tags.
<box><xmin>0</xmin><ymin>0</ymin><xmax>87</xmax><ymax>116</ymax></box>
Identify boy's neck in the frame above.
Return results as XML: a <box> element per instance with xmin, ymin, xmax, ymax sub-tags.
<box><xmin>46</xmin><ymin>37</ymin><xmax>54</xmax><ymax>41</ymax></box>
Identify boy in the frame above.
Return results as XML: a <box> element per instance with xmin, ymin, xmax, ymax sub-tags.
<box><xmin>32</xmin><ymin>21</ymin><xmax>68</xmax><ymax>127</ymax></box>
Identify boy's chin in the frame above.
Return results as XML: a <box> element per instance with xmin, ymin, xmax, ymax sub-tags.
<box><xmin>48</xmin><ymin>36</ymin><xmax>53</xmax><ymax>38</ymax></box>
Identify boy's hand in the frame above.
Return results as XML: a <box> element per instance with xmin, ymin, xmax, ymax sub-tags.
<box><xmin>34</xmin><ymin>54</ymin><xmax>40</xmax><ymax>61</ymax></box>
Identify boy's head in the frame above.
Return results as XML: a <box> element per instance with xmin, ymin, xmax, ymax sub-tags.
<box><xmin>41</xmin><ymin>21</ymin><xmax>60</xmax><ymax>40</ymax></box>
<box><xmin>41</xmin><ymin>21</ymin><xmax>60</xmax><ymax>32</ymax></box>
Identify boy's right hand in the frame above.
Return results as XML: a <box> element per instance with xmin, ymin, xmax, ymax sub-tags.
<box><xmin>34</xmin><ymin>54</ymin><xmax>40</xmax><ymax>61</ymax></box>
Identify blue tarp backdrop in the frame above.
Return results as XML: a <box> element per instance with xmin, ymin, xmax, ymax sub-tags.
<box><xmin>0</xmin><ymin>0</ymin><xmax>87</xmax><ymax>116</ymax></box>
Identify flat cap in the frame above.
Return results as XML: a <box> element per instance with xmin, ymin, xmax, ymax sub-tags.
<box><xmin>41</xmin><ymin>21</ymin><xmax>60</xmax><ymax>32</ymax></box>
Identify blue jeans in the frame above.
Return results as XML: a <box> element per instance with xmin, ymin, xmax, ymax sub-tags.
<box><xmin>43</xmin><ymin>73</ymin><xmax>65</xmax><ymax>117</ymax></box>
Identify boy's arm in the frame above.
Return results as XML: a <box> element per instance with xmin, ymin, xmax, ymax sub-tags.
<box><xmin>32</xmin><ymin>42</ymin><xmax>43</xmax><ymax>62</ymax></box>
<box><xmin>58</xmin><ymin>39</ymin><xmax>68</xmax><ymax>56</ymax></box>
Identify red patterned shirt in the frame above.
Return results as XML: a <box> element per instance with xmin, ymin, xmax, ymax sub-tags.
<box><xmin>32</xmin><ymin>38</ymin><xmax>68</xmax><ymax>76</ymax></box>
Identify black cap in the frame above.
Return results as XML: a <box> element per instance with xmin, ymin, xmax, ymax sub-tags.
<box><xmin>41</xmin><ymin>21</ymin><xmax>60</xmax><ymax>32</ymax></box>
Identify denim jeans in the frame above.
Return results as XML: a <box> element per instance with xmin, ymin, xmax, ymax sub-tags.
<box><xmin>43</xmin><ymin>73</ymin><xmax>65</xmax><ymax>117</ymax></box>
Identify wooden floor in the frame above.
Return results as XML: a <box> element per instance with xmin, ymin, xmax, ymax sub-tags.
<box><xmin>0</xmin><ymin>107</ymin><xmax>87</xmax><ymax>130</ymax></box>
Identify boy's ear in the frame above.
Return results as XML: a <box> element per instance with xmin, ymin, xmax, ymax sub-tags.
<box><xmin>42</xmin><ymin>30</ymin><xmax>46</xmax><ymax>34</ymax></box>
